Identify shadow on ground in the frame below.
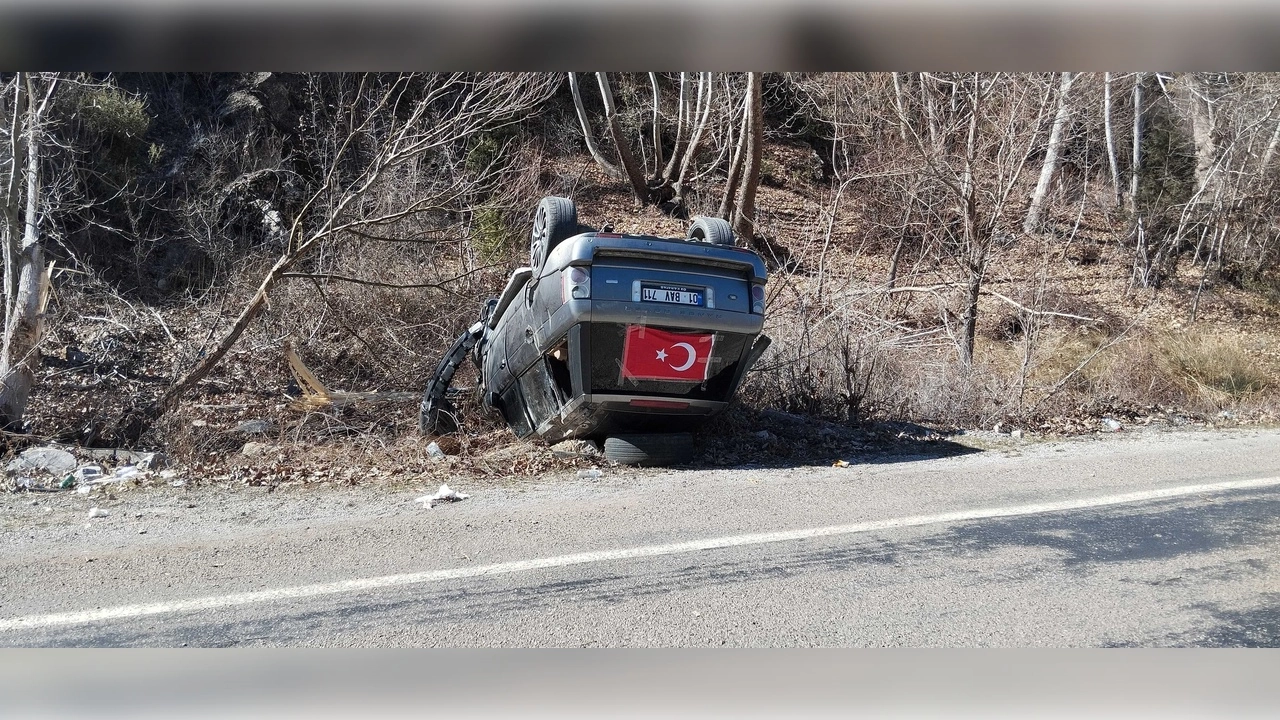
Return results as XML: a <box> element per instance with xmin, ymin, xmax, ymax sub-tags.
<box><xmin>687</xmin><ymin>409</ymin><xmax>982</xmax><ymax>470</ymax></box>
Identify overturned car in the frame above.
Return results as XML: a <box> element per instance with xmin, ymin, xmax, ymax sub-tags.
<box><xmin>420</xmin><ymin>197</ymin><xmax>771</xmax><ymax>465</ymax></box>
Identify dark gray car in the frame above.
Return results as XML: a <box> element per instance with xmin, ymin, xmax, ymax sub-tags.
<box><xmin>421</xmin><ymin>197</ymin><xmax>771</xmax><ymax>465</ymax></box>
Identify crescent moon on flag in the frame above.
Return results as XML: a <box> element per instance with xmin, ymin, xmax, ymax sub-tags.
<box><xmin>670</xmin><ymin>342</ymin><xmax>697</xmax><ymax>372</ymax></box>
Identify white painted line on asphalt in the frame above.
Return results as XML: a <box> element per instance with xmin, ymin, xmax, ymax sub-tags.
<box><xmin>4</xmin><ymin>475</ymin><xmax>1279</xmax><ymax>632</ymax></box>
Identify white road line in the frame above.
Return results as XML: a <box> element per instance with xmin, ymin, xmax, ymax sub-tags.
<box><xmin>4</xmin><ymin>475</ymin><xmax>1279</xmax><ymax>632</ymax></box>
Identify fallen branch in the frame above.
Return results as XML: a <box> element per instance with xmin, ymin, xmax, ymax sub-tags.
<box><xmin>285</xmin><ymin>341</ymin><xmax>418</xmax><ymax>410</ymax></box>
<box><xmin>984</xmin><ymin>288</ymin><xmax>1098</xmax><ymax>323</ymax></box>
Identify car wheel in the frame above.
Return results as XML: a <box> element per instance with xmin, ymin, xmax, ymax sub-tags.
<box><xmin>603</xmin><ymin>432</ymin><xmax>696</xmax><ymax>466</ymax></box>
<box><xmin>687</xmin><ymin>216</ymin><xmax>735</xmax><ymax>246</ymax></box>
<box><xmin>530</xmin><ymin>196</ymin><xmax>579</xmax><ymax>273</ymax></box>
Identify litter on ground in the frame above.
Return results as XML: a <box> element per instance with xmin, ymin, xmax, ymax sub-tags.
<box><xmin>416</xmin><ymin>483</ymin><xmax>470</xmax><ymax>508</ymax></box>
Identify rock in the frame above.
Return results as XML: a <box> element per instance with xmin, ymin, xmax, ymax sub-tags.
<box><xmin>1011</xmin><ymin>429</ymin><xmax>1024</xmax><ymax>439</ymax></box>
<box><xmin>88</xmin><ymin>507</ymin><xmax>109</xmax><ymax>519</ymax></box>
<box><xmin>1100</xmin><ymin>418</ymin><xmax>1123</xmax><ymax>432</ymax></box>
<box><xmin>753</xmin><ymin>430</ymin><xmax>775</xmax><ymax>441</ymax></box>
<box><xmin>234</xmin><ymin>419</ymin><xmax>272</xmax><ymax>435</ymax></box>
<box><xmin>241</xmin><ymin>442</ymin><xmax>274</xmax><ymax>458</ymax></box>
<box><xmin>6</xmin><ymin>446</ymin><xmax>77</xmax><ymax>476</ymax></box>
<box><xmin>993</xmin><ymin>421</ymin><xmax>1004</xmax><ymax>434</ymax></box>
<box><xmin>550</xmin><ymin>439</ymin><xmax>601</xmax><ymax>459</ymax></box>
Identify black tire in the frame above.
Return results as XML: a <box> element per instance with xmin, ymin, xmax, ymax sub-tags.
<box><xmin>687</xmin><ymin>216</ymin><xmax>735</xmax><ymax>246</ymax></box>
<box><xmin>604</xmin><ymin>432</ymin><xmax>696</xmax><ymax>467</ymax></box>
<box><xmin>530</xmin><ymin>196</ymin><xmax>579</xmax><ymax>273</ymax></box>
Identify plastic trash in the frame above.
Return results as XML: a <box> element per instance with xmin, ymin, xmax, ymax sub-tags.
<box><xmin>88</xmin><ymin>508</ymin><xmax>109</xmax><ymax>519</ymax></box>
<box><xmin>416</xmin><ymin>483</ymin><xmax>470</xmax><ymax>508</ymax></box>
<box><xmin>576</xmin><ymin>469</ymin><xmax>603</xmax><ymax>479</ymax></box>
<box><xmin>426</xmin><ymin>442</ymin><xmax>446</xmax><ymax>461</ymax></box>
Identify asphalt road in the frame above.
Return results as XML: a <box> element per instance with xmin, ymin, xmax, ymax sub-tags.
<box><xmin>3</xmin><ymin>427</ymin><xmax>1280</xmax><ymax>647</ymax></box>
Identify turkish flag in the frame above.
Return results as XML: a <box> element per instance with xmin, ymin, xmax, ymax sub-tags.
<box><xmin>620</xmin><ymin>325</ymin><xmax>715</xmax><ymax>382</ymax></box>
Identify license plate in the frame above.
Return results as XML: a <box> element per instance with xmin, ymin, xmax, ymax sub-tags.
<box><xmin>641</xmin><ymin>284</ymin><xmax>704</xmax><ymax>307</ymax></box>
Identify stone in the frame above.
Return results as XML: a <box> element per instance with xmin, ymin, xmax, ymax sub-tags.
<box><xmin>241</xmin><ymin>442</ymin><xmax>274</xmax><ymax>458</ymax></box>
<box><xmin>234</xmin><ymin>419</ymin><xmax>272</xmax><ymax>435</ymax></box>
<box><xmin>6</xmin><ymin>446</ymin><xmax>77</xmax><ymax>476</ymax></box>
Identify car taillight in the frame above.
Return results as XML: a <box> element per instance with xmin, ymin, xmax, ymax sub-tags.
<box><xmin>751</xmin><ymin>284</ymin><xmax>765</xmax><ymax>314</ymax></box>
<box><xmin>562</xmin><ymin>266</ymin><xmax>591</xmax><ymax>301</ymax></box>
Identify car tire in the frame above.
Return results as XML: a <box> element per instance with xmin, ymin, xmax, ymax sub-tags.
<box><xmin>687</xmin><ymin>216</ymin><xmax>735</xmax><ymax>246</ymax></box>
<box><xmin>603</xmin><ymin>432</ymin><xmax>696</xmax><ymax>466</ymax></box>
<box><xmin>530</xmin><ymin>196</ymin><xmax>579</xmax><ymax>273</ymax></box>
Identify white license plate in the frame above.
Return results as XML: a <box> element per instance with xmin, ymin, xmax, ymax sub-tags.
<box><xmin>641</xmin><ymin>285</ymin><xmax>704</xmax><ymax>306</ymax></box>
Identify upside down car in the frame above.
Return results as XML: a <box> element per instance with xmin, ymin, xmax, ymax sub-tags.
<box><xmin>420</xmin><ymin>197</ymin><xmax>771</xmax><ymax>465</ymax></box>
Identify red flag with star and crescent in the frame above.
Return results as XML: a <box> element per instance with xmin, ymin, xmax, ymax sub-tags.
<box><xmin>620</xmin><ymin>325</ymin><xmax>715</xmax><ymax>382</ymax></box>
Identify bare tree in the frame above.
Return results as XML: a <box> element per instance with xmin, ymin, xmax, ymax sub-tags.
<box><xmin>1023</xmin><ymin>72</ymin><xmax>1075</xmax><ymax>234</ymax></box>
<box><xmin>732</xmin><ymin>72</ymin><xmax>764</xmax><ymax>242</ymax></box>
<box><xmin>893</xmin><ymin>73</ymin><xmax>1050</xmax><ymax>365</ymax></box>
<box><xmin>1103</xmin><ymin>72</ymin><xmax>1123</xmax><ymax>207</ymax></box>
<box><xmin>595</xmin><ymin>72</ymin><xmax>649</xmax><ymax>205</ymax></box>
<box><xmin>718</xmin><ymin>82</ymin><xmax>750</xmax><ymax>222</ymax></box>
<box><xmin>570</xmin><ymin>72</ymin><xmax>727</xmax><ymax>210</ymax></box>
<box><xmin>0</xmin><ymin>73</ymin><xmax>59</xmax><ymax>428</ymax></box>
<box><xmin>1129</xmin><ymin>72</ymin><xmax>1144</xmax><ymax>214</ymax></box>
<box><xmin>108</xmin><ymin>73</ymin><xmax>558</xmax><ymax>442</ymax></box>
<box><xmin>568</xmin><ymin>73</ymin><xmax>622</xmax><ymax>182</ymax></box>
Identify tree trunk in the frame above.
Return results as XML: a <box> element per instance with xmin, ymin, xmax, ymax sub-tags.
<box><xmin>672</xmin><ymin>72</ymin><xmax>713</xmax><ymax>200</ymax></box>
<box><xmin>2</xmin><ymin>77</ymin><xmax>23</xmax><ymax>310</ymax></box>
<box><xmin>648</xmin><ymin>72</ymin><xmax>664</xmax><ymax>178</ymax></box>
<box><xmin>732</xmin><ymin>72</ymin><xmax>764</xmax><ymax>241</ymax></box>
<box><xmin>719</xmin><ymin>79</ymin><xmax>750</xmax><ymax>221</ymax></box>
<box><xmin>0</xmin><ymin>73</ymin><xmax>57</xmax><ymax>428</ymax></box>
<box><xmin>1023</xmin><ymin>72</ymin><xmax>1074</xmax><ymax>234</ymax></box>
<box><xmin>596</xmin><ymin>73</ymin><xmax>649</xmax><ymax>205</ymax></box>
<box><xmin>1129</xmin><ymin>73</ymin><xmax>1144</xmax><ymax>214</ymax></box>
<box><xmin>568</xmin><ymin>73</ymin><xmax>622</xmax><ymax>181</ymax></box>
<box><xmin>1103</xmin><ymin>72</ymin><xmax>1123</xmax><ymax>207</ymax></box>
<box><xmin>1260</xmin><ymin>105</ymin><xmax>1280</xmax><ymax>171</ymax></box>
<box><xmin>891</xmin><ymin>72</ymin><xmax>909</xmax><ymax>143</ymax></box>
<box><xmin>922</xmin><ymin>73</ymin><xmax>940</xmax><ymax>150</ymax></box>
<box><xmin>662</xmin><ymin>72</ymin><xmax>688</xmax><ymax>180</ymax></box>
<box><xmin>1183</xmin><ymin>73</ymin><xmax>1220</xmax><ymax>197</ymax></box>
<box><xmin>959</xmin><ymin>76</ymin><xmax>983</xmax><ymax>366</ymax></box>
